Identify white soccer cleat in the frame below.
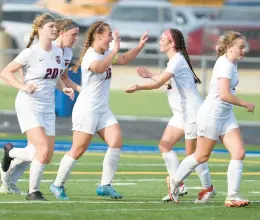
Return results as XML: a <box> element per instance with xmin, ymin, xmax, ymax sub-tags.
<box><xmin>225</xmin><ymin>194</ymin><xmax>250</xmax><ymax>207</ymax></box>
<box><xmin>194</xmin><ymin>185</ymin><xmax>216</xmax><ymax>204</ymax></box>
<box><xmin>163</xmin><ymin>177</ymin><xmax>188</xmax><ymax>202</ymax></box>
<box><xmin>163</xmin><ymin>175</ymin><xmax>179</xmax><ymax>203</ymax></box>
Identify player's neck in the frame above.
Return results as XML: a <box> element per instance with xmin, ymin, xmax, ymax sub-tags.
<box><xmin>92</xmin><ymin>43</ymin><xmax>105</xmax><ymax>55</ymax></box>
<box><xmin>39</xmin><ymin>39</ymin><xmax>53</xmax><ymax>52</ymax></box>
<box><xmin>55</xmin><ymin>37</ymin><xmax>64</xmax><ymax>49</ymax></box>
<box><xmin>166</xmin><ymin>50</ymin><xmax>178</xmax><ymax>60</ymax></box>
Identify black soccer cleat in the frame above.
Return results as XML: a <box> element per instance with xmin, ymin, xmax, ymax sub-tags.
<box><xmin>26</xmin><ymin>191</ymin><xmax>47</xmax><ymax>201</ymax></box>
<box><xmin>1</xmin><ymin>143</ymin><xmax>14</xmax><ymax>172</ymax></box>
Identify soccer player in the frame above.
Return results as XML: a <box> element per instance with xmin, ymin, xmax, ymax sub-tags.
<box><xmin>49</xmin><ymin>21</ymin><xmax>148</xmax><ymax>200</ymax></box>
<box><xmin>126</xmin><ymin>28</ymin><xmax>215</xmax><ymax>203</ymax></box>
<box><xmin>166</xmin><ymin>31</ymin><xmax>254</xmax><ymax>207</ymax></box>
<box><xmin>0</xmin><ymin>15</ymin><xmax>75</xmax><ymax>200</ymax></box>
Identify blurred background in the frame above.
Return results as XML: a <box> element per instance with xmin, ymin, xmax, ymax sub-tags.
<box><xmin>0</xmin><ymin>0</ymin><xmax>260</xmax><ymax>144</ymax></box>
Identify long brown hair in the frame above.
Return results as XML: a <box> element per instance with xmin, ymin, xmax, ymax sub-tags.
<box><xmin>56</xmin><ymin>18</ymin><xmax>78</xmax><ymax>35</ymax></box>
<box><xmin>26</xmin><ymin>14</ymin><xmax>55</xmax><ymax>48</ymax></box>
<box><xmin>216</xmin><ymin>31</ymin><xmax>245</xmax><ymax>57</ymax></box>
<box><xmin>169</xmin><ymin>28</ymin><xmax>201</xmax><ymax>84</ymax></box>
<box><xmin>71</xmin><ymin>21</ymin><xmax>110</xmax><ymax>72</ymax></box>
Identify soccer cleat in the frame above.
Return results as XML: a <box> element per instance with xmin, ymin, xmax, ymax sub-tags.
<box><xmin>225</xmin><ymin>194</ymin><xmax>250</xmax><ymax>207</ymax></box>
<box><xmin>1</xmin><ymin>143</ymin><xmax>14</xmax><ymax>172</ymax></box>
<box><xmin>50</xmin><ymin>183</ymin><xmax>70</xmax><ymax>200</ymax></box>
<box><xmin>194</xmin><ymin>185</ymin><xmax>216</xmax><ymax>204</ymax></box>
<box><xmin>163</xmin><ymin>176</ymin><xmax>187</xmax><ymax>202</ymax></box>
<box><xmin>0</xmin><ymin>183</ymin><xmax>21</xmax><ymax>195</ymax></box>
<box><xmin>165</xmin><ymin>176</ymin><xmax>179</xmax><ymax>203</ymax></box>
<box><xmin>26</xmin><ymin>191</ymin><xmax>47</xmax><ymax>201</ymax></box>
<box><xmin>96</xmin><ymin>185</ymin><xmax>123</xmax><ymax>199</ymax></box>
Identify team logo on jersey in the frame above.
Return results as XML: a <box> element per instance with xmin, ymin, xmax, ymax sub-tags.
<box><xmin>65</xmin><ymin>59</ymin><xmax>70</xmax><ymax>66</ymax></box>
<box><xmin>55</xmin><ymin>56</ymin><xmax>61</xmax><ymax>64</ymax></box>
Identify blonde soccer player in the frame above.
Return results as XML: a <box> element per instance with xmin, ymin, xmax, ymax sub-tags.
<box><xmin>166</xmin><ymin>32</ymin><xmax>254</xmax><ymax>207</ymax></box>
<box><xmin>0</xmin><ymin>15</ymin><xmax>75</xmax><ymax>200</ymax></box>
<box><xmin>126</xmin><ymin>28</ymin><xmax>215</xmax><ymax>203</ymax></box>
<box><xmin>49</xmin><ymin>21</ymin><xmax>148</xmax><ymax>200</ymax></box>
<box><xmin>0</xmin><ymin>18</ymin><xmax>80</xmax><ymax>195</ymax></box>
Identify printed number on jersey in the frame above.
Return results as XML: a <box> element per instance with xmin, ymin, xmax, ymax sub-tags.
<box><xmin>44</xmin><ymin>68</ymin><xmax>62</xmax><ymax>79</ymax></box>
<box><xmin>105</xmin><ymin>68</ymin><xmax>112</xmax><ymax>80</ymax></box>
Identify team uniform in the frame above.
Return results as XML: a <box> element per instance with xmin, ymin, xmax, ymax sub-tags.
<box><xmin>0</xmin><ymin>43</ymin><xmax>73</xmax><ymax>195</ymax></box>
<box><xmin>72</xmin><ymin>47</ymin><xmax>118</xmax><ymax>134</ymax></box>
<box><xmin>165</xmin><ymin>52</ymin><xmax>203</xmax><ymax>138</ymax></box>
<box><xmin>15</xmin><ymin>43</ymin><xmax>72</xmax><ymax>136</ymax></box>
<box><xmin>197</xmin><ymin>55</ymin><xmax>239</xmax><ymax>140</ymax></box>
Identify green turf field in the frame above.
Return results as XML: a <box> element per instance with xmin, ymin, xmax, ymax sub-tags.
<box><xmin>0</xmin><ymin>152</ymin><xmax>259</xmax><ymax>220</ymax></box>
<box><xmin>0</xmin><ymin>85</ymin><xmax>259</xmax><ymax>121</ymax></box>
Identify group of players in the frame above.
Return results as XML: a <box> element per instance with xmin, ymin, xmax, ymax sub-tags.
<box><xmin>0</xmin><ymin>13</ymin><xmax>255</xmax><ymax>207</ymax></box>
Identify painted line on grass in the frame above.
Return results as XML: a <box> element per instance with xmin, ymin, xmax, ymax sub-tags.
<box><xmin>1</xmin><ymin>140</ymin><xmax>260</xmax><ymax>155</ymax></box>
<box><xmin>23</xmin><ymin>171</ymin><xmax>260</xmax><ymax>175</ymax></box>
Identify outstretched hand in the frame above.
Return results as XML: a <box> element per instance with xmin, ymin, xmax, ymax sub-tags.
<box><xmin>138</xmin><ymin>30</ymin><xmax>149</xmax><ymax>49</ymax></box>
<box><xmin>125</xmin><ymin>84</ymin><xmax>140</xmax><ymax>93</ymax></box>
<box><xmin>136</xmin><ymin>66</ymin><xmax>152</xmax><ymax>78</ymax></box>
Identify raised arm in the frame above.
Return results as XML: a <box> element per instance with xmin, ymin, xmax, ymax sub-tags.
<box><xmin>115</xmin><ymin>31</ymin><xmax>149</xmax><ymax>65</ymax></box>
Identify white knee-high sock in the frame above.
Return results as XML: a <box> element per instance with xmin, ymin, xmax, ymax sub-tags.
<box><xmin>175</xmin><ymin>154</ymin><xmax>200</xmax><ymax>184</ymax></box>
<box><xmin>9</xmin><ymin>144</ymin><xmax>36</xmax><ymax>162</ymax></box>
<box><xmin>227</xmin><ymin>160</ymin><xmax>243</xmax><ymax>196</ymax></box>
<box><xmin>11</xmin><ymin>159</ymin><xmax>30</xmax><ymax>184</ymax></box>
<box><xmin>29</xmin><ymin>159</ymin><xmax>46</xmax><ymax>193</ymax></box>
<box><xmin>100</xmin><ymin>148</ymin><xmax>121</xmax><ymax>186</ymax></box>
<box><xmin>195</xmin><ymin>162</ymin><xmax>212</xmax><ymax>189</ymax></box>
<box><xmin>161</xmin><ymin>150</ymin><xmax>180</xmax><ymax>177</ymax></box>
<box><xmin>54</xmin><ymin>154</ymin><xmax>77</xmax><ymax>187</ymax></box>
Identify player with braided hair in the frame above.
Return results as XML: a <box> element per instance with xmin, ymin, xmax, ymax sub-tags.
<box><xmin>126</xmin><ymin>28</ymin><xmax>215</xmax><ymax>203</ymax></box>
<box><xmin>49</xmin><ymin>21</ymin><xmax>149</xmax><ymax>200</ymax></box>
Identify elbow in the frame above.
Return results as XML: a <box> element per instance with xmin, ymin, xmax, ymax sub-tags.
<box><xmin>219</xmin><ymin>92</ymin><xmax>228</xmax><ymax>102</ymax></box>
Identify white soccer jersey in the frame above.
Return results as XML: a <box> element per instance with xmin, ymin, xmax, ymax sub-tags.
<box><xmin>165</xmin><ymin>52</ymin><xmax>203</xmax><ymax>123</ymax></box>
<box><xmin>53</xmin><ymin>41</ymin><xmax>73</xmax><ymax>74</ymax></box>
<box><xmin>205</xmin><ymin>55</ymin><xmax>239</xmax><ymax>118</ymax></box>
<box><xmin>15</xmin><ymin>43</ymin><xmax>63</xmax><ymax>113</ymax></box>
<box><xmin>73</xmin><ymin>47</ymin><xmax>112</xmax><ymax>113</ymax></box>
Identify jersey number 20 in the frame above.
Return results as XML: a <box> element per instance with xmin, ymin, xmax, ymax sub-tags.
<box><xmin>44</xmin><ymin>68</ymin><xmax>62</xmax><ymax>79</ymax></box>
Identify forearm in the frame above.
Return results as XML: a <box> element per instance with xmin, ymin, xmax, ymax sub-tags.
<box><xmin>1</xmin><ymin>71</ymin><xmax>24</xmax><ymax>90</ymax></box>
<box><xmin>138</xmin><ymin>82</ymin><xmax>161</xmax><ymax>91</ymax></box>
<box><xmin>95</xmin><ymin>51</ymin><xmax>117</xmax><ymax>73</ymax></box>
<box><xmin>62</xmin><ymin>78</ymin><xmax>81</xmax><ymax>93</ymax></box>
<box><xmin>121</xmin><ymin>46</ymin><xmax>143</xmax><ymax>64</ymax></box>
<box><xmin>221</xmin><ymin>93</ymin><xmax>247</xmax><ymax>108</ymax></box>
<box><xmin>56</xmin><ymin>79</ymin><xmax>66</xmax><ymax>91</ymax></box>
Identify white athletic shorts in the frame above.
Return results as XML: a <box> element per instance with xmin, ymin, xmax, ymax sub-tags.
<box><xmin>72</xmin><ymin>109</ymin><xmax>118</xmax><ymax>135</ymax></box>
<box><xmin>168</xmin><ymin>113</ymin><xmax>197</xmax><ymax>140</ymax></box>
<box><xmin>16</xmin><ymin>111</ymin><xmax>56</xmax><ymax>136</ymax></box>
<box><xmin>197</xmin><ymin>107</ymin><xmax>239</xmax><ymax>140</ymax></box>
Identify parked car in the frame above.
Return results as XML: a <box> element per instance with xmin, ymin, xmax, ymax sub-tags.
<box><xmin>102</xmin><ymin>0</ymin><xmax>211</xmax><ymax>55</ymax></box>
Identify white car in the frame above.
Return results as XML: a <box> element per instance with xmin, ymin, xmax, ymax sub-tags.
<box><xmin>105</xmin><ymin>0</ymin><xmax>208</xmax><ymax>55</ymax></box>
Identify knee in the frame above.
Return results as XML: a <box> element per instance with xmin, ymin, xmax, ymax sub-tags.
<box><xmin>69</xmin><ymin>144</ymin><xmax>87</xmax><ymax>159</ymax></box>
<box><xmin>194</xmin><ymin>152</ymin><xmax>210</xmax><ymax>164</ymax></box>
<box><xmin>36</xmin><ymin>145</ymin><xmax>52</xmax><ymax>164</ymax></box>
<box><xmin>231</xmin><ymin>148</ymin><xmax>245</xmax><ymax>160</ymax></box>
<box><xmin>107</xmin><ymin>139</ymin><xmax>122</xmax><ymax>149</ymax></box>
<box><xmin>159</xmin><ymin>139</ymin><xmax>172</xmax><ymax>153</ymax></box>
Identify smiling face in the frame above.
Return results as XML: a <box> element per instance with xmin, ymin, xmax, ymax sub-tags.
<box><xmin>159</xmin><ymin>32</ymin><xmax>174</xmax><ymax>53</ymax></box>
<box><xmin>227</xmin><ymin>37</ymin><xmax>247</xmax><ymax>61</ymax></box>
<box><xmin>95</xmin><ymin>25</ymin><xmax>113</xmax><ymax>52</ymax></box>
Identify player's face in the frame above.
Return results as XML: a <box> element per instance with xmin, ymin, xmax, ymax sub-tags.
<box><xmin>99</xmin><ymin>26</ymin><xmax>113</xmax><ymax>51</ymax></box>
<box><xmin>159</xmin><ymin>33</ymin><xmax>172</xmax><ymax>53</ymax></box>
<box><xmin>61</xmin><ymin>27</ymin><xmax>79</xmax><ymax>48</ymax></box>
<box><xmin>228</xmin><ymin>38</ymin><xmax>247</xmax><ymax>61</ymax></box>
<box><xmin>39</xmin><ymin>21</ymin><xmax>57</xmax><ymax>41</ymax></box>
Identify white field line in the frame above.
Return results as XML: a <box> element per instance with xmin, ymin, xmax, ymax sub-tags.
<box><xmin>0</xmin><ymin>200</ymin><xmax>259</xmax><ymax>205</ymax></box>
<box><xmin>17</xmin><ymin>178</ymin><xmax>260</xmax><ymax>183</ymax></box>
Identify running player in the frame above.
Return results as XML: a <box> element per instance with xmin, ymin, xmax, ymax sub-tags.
<box><xmin>0</xmin><ymin>14</ymin><xmax>74</xmax><ymax>200</ymax></box>
<box><xmin>166</xmin><ymin>31</ymin><xmax>254</xmax><ymax>207</ymax></box>
<box><xmin>0</xmin><ymin>18</ymin><xmax>80</xmax><ymax>195</ymax></box>
<box><xmin>49</xmin><ymin>21</ymin><xmax>149</xmax><ymax>200</ymax></box>
<box><xmin>125</xmin><ymin>28</ymin><xmax>214</xmax><ymax>203</ymax></box>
